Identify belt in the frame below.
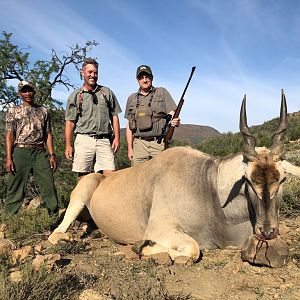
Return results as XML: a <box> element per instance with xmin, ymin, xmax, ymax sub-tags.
<box><xmin>82</xmin><ymin>133</ymin><xmax>111</xmax><ymax>139</ymax></box>
<box><xmin>136</xmin><ymin>136</ymin><xmax>159</xmax><ymax>142</ymax></box>
<box><xmin>15</xmin><ymin>143</ymin><xmax>45</xmax><ymax>150</ymax></box>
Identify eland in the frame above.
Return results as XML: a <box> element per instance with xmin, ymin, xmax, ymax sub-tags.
<box><xmin>49</xmin><ymin>91</ymin><xmax>300</xmax><ymax>266</ymax></box>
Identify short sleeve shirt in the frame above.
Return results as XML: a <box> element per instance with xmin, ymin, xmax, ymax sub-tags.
<box><xmin>125</xmin><ymin>86</ymin><xmax>176</xmax><ymax>137</ymax></box>
<box><xmin>6</xmin><ymin>105</ymin><xmax>51</xmax><ymax>145</ymax></box>
<box><xmin>65</xmin><ymin>85</ymin><xmax>122</xmax><ymax>134</ymax></box>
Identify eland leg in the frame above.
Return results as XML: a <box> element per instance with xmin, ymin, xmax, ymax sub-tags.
<box><xmin>140</xmin><ymin>224</ymin><xmax>201</xmax><ymax>262</ymax></box>
<box><xmin>48</xmin><ymin>173</ymin><xmax>104</xmax><ymax>244</ymax></box>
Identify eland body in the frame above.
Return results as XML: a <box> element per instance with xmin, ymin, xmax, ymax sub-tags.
<box><xmin>49</xmin><ymin>92</ymin><xmax>300</xmax><ymax>262</ymax></box>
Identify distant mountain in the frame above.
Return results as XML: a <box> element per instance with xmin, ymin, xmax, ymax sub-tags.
<box><xmin>120</xmin><ymin>124</ymin><xmax>221</xmax><ymax>145</ymax></box>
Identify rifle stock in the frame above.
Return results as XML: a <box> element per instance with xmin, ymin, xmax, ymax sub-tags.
<box><xmin>161</xmin><ymin>66</ymin><xmax>196</xmax><ymax>149</ymax></box>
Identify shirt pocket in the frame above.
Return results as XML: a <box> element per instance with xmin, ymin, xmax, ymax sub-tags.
<box><xmin>152</xmin><ymin>97</ymin><xmax>165</xmax><ymax>113</ymax></box>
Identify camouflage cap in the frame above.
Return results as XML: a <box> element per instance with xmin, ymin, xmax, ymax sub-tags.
<box><xmin>18</xmin><ymin>80</ymin><xmax>35</xmax><ymax>92</ymax></box>
<box><xmin>136</xmin><ymin>65</ymin><xmax>153</xmax><ymax>77</ymax></box>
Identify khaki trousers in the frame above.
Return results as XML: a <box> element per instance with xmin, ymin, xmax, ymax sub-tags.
<box><xmin>132</xmin><ymin>138</ymin><xmax>164</xmax><ymax>166</ymax></box>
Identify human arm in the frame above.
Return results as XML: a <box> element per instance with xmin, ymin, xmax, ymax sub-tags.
<box><xmin>65</xmin><ymin>120</ymin><xmax>76</xmax><ymax>160</ymax></box>
<box><xmin>111</xmin><ymin>115</ymin><xmax>120</xmax><ymax>153</ymax></box>
<box><xmin>46</xmin><ymin>132</ymin><xmax>57</xmax><ymax>171</ymax></box>
<box><xmin>126</xmin><ymin>122</ymin><xmax>134</xmax><ymax>161</ymax></box>
<box><xmin>5</xmin><ymin>131</ymin><xmax>15</xmax><ymax>173</ymax></box>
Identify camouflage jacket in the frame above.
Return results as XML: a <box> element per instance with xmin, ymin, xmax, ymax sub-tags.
<box><xmin>6</xmin><ymin>105</ymin><xmax>52</xmax><ymax>145</ymax></box>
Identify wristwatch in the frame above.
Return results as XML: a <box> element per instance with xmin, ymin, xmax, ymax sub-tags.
<box><xmin>49</xmin><ymin>153</ymin><xmax>55</xmax><ymax>157</ymax></box>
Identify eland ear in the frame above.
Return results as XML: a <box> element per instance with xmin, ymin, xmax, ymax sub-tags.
<box><xmin>281</xmin><ymin>160</ymin><xmax>300</xmax><ymax>176</ymax></box>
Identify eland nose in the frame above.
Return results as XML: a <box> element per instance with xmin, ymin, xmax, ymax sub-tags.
<box><xmin>259</xmin><ymin>227</ymin><xmax>277</xmax><ymax>240</ymax></box>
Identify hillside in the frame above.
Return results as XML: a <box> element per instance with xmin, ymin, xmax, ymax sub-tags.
<box><xmin>120</xmin><ymin>124</ymin><xmax>221</xmax><ymax>144</ymax></box>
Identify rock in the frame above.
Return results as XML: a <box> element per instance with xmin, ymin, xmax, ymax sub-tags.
<box><xmin>116</xmin><ymin>245</ymin><xmax>139</xmax><ymax>260</ymax></box>
<box><xmin>223</xmin><ymin>261</ymin><xmax>241</xmax><ymax>274</ymax></box>
<box><xmin>0</xmin><ymin>238</ymin><xmax>15</xmax><ymax>256</ymax></box>
<box><xmin>0</xmin><ymin>232</ymin><xmax>5</xmax><ymax>238</ymax></box>
<box><xmin>149</xmin><ymin>252</ymin><xmax>173</xmax><ymax>265</ymax></box>
<box><xmin>11</xmin><ymin>245</ymin><xmax>32</xmax><ymax>264</ymax></box>
<box><xmin>10</xmin><ymin>270</ymin><xmax>22</xmax><ymax>283</ymax></box>
<box><xmin>26</xmin><ymin>197</ymin><xmax>42</xmax><ymax>210</ymax></box>
<box><xmin>174</xmin><ymin>255</ymin><xmax>193</xmax><ymax>265</ymax></box>
<box><xmin>0</xmin><ymin>223</ymin><xmax>8</xmax><ymax>232</ymax></box>
<box><xmin>279</xmin><ymin>221</ymin><xmax>290</xmax><ymax>236</ymax></box>
<box><xmin>32</xmin><ymin>254</ymin><xmax>61</xmax><ymax>271</ymax></box>
<box><xmin>241</xmin><ymin>235</ymin><xmax>289</xmax><ymax>268</ymax></box>
<box><xmin>79</xmin><ymin>289</ymin><xmax>111</xmax><ymax>300</ymax></box>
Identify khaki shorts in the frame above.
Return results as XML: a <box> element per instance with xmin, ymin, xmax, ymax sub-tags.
<box><xmin>132</xmin><ymin>138</ymin><xmax>164</xmax><ymax>166</ymax></box>
<box><xmin>72</xmin><ymin>134</ymin><xmax>115</xmax><ymax>173</ymax></box>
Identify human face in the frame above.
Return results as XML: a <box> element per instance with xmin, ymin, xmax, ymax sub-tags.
<box><xmin>81</xmin><ymin>63</ymin><xmax>98</xmax><ymax>89</ymax></box>
<box><xmin>137</xmin><ymin>73</ymin><xmax>153</xmax><ymax>94</ymax></box>
<box><xmin>19</xmin><ymin>87</ymin><xmax>35</xmax><ymax>106</ymax></box>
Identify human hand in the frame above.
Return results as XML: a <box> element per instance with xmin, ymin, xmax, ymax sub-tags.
<box><xmin>6</xmin><ymin>158</ymin><xmax>15</xmax><ymax>174</ymax></box>
<box><xmin>65</xmin><ymin>145</ymin><xmax>73</xmax><ymax>160</ymax></box>
<box><xmin>170</xmin><ymin>117</ymin><xmax>180</xmax><ymax>127</ymax></box>
<box><xmin>49</xmin><ymin>155</ymin><xmax>57</xmax><ymax>172</ymax></box>
<box><xmin>111</xmin><ymin>138</ymin><xmax>120</xmax><ymax>153</ymax></box>
<box><xmin>127</xmin><ymin>148</ymin><xmax>133</xmax><ymax>161</ymax></box>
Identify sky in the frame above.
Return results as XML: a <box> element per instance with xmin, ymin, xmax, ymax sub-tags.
<box><xmin>0</xmin><ymin>0</ymin><xmax>300</xmax><ymax>133</ymax></box>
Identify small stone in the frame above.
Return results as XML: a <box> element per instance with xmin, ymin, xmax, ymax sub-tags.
<box><xmin>174</xmin><ymin>255</ymin><xmax>193</xmax><ymax>265</ymax></box>
<box><xmin>10</xmin><ymin>270</ymin><xmax>22</xmax><ymax>283</ymax></box>
<box><xmin>11</xmin><ymin>245</ymin><xmax>32</xmax><ymax>264</ymax></box>
<box><xmin>32</xmin><ymin>254</ymin><xmax>61</xmax><ymax>271</ymax></box>
<box><xmin>223</xmin><ymin>261</ymin><xmax>241</xmax><ymax>274</ymax></box>
<box><xmin>117</xmin><ymin>245</ymin><xmax>139</xmax><ymax>260</ymax></box>
<box><xmin>149</xmin><ymin>252</ymin><xmax>173</xmax><ymax>265</ymax></box>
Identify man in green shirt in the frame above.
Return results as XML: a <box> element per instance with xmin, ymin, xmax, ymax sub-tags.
<box><xmin>125</xmin><ymin>65</ymin><xmax>180</xmax><ymax>166</ymax></box>
<box><xmin>65</xmin><ymin>58</ymin><xmax>121</xmax><ymax>180</ymax></box>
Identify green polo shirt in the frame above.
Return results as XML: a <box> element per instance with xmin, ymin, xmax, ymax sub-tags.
<box><xmin>65</xmin><ymin>85</ymin><xmax>121</xmax><ymax>134</ymax></box>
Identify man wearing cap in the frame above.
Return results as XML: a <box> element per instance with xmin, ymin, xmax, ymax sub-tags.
<box><xmin>65</xmin><ymin>58</ymin><xmax>121</xmax><ymax>180</ymax></box>
<box><xmin>5</xmin><ymin>80</ymin><xmax>58</xmax><ymax>216</ymax></box>
<box><xmin>125</xmin><ymin>65</ymin><xmax>180</xmax><ymax>166</ymax></box>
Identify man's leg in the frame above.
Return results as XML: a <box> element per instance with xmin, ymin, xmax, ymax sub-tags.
<box><xmin>32</xmin><ymin>150</ymin><xmax>58</xmax><ymax>215</ymax></box>
<box><xmin>94</xmin><ymin>139</ymin><xmax>115</xmax><ymax>175</ymax></box>
<box><xmin>72</xmin><ymin>134</ymin><xmax>96</xmax><ymax>179</ymax></box>
<box><xmin>149</xmin><ymin>140</ymin><xmax>164</xmax><ymax>159</ymax></box>
<box><xmin>5</xmin><ymin>148</ymin><xmax>31</xmax><ymax>215</ymax></box>
<box><xmin>132</xmin><ymin>139</ymin><xmax>150</xmax><ymax>166</ymax></box>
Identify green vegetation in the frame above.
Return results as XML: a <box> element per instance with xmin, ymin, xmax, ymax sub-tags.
<box><xmin>0</xmin><ymin>260</ymin><xmax>97</xmax><ymax>300</ymax></box>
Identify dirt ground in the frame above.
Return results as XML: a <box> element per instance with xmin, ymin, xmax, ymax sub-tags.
<box><xmin>53</xmin><ymin>217</ymin><xmax>300</xmax><ymax>300</ymax></box>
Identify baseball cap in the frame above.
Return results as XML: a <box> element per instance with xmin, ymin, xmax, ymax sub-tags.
<box><xmin>18</xmin><ymin>80</ymin><xmax>35</xmax><ymax>92</ymax></box>
<box><xmin>136</xmin><ymin>65</ymin><xmax>153</xmax><ymax>77</ymax></box>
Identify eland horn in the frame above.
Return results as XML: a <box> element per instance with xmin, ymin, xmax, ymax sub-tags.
<box><xmin>240</xmin><ymin>95</ymin><xmax>258</xmax><ymax>161</ymax></box>
<box><xmin>270</xmin><ymin>89</ymin><xmax>287</xmax><ymax>160</ymax></box>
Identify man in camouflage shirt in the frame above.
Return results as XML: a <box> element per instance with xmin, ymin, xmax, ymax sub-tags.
<box><xmin>5</xmin><ymin>80</ymin><xmax>58</xmax><ymax>216</ymax></box>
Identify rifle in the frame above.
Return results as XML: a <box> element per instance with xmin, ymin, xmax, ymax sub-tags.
<box><xmin>157</xmin><ymin>66</ymin><xmax>196</xmax><ymax>149</ymax></box>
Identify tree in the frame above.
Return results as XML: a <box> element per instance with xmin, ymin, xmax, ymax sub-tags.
<box><xmin>0</xmin><ymin>31</ymin><xmax>98</xmax><ymax>109</ymax></box>
<box><xmin>0</xmin><ymin>32</ymin><xmax>98</xmax><ymax>204</ymax></box>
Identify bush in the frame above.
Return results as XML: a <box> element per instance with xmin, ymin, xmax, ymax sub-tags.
<box><xmin>0</xmin><ymin>263</ymin><xmax>96</xmax><ymax>300</ymax></box>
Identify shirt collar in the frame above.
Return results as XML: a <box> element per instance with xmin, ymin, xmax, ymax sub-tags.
<box><xmin>82</xmin><ymin>85</ymin><xmax>99</xmax><ymax>94</ymax></box>
<box><xmin>137</xmin><ymin>85</ymin><xmax>155</xmax><ymax>96</ymax></box>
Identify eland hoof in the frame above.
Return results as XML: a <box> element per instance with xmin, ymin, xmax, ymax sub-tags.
<box><xmin>48</xmin><ymin>231</ymin><xmax>74</xmax><ymax>245</ymax></box>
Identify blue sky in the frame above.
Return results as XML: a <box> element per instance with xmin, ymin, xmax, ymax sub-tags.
<box><xmin>0</xmin><ymin>0</ymin><xmax>300</xmax><ymax>133</ymax></box>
